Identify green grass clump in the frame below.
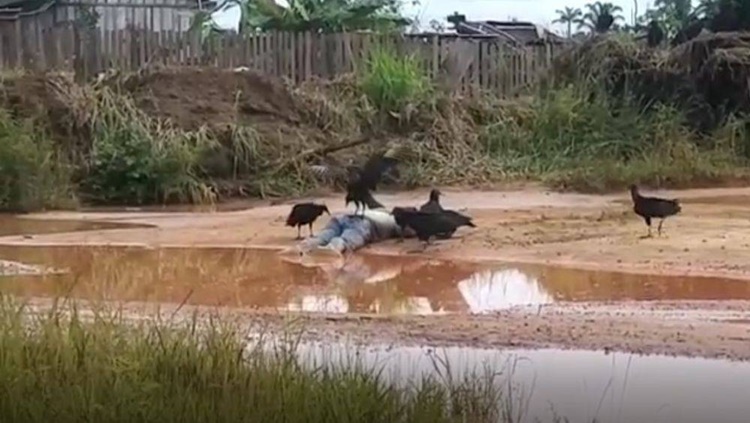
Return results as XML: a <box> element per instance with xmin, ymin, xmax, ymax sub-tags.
<box><xmin>359</xmin><ymin>47</ymin><xmax>430</xmax><ymax>116</ymax></box>
<box><xmin>0</xmin><ymin>301</ymin><xmax>507</xmax><ymax>423</ymax></box>
<box><xmin>0</xmin><ymin>109</ymin><xmax>74</xmax><ymax>212</ymax></box>
<box><xmin>81</xmin><ymin>88</ymin><xmax>215</xmax><ymax>206</ymax></box>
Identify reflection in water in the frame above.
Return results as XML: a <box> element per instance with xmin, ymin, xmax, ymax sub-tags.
<box><xmin>286</xmin><ymin>295</ymin><xmax>349</xmax><ymax>313</ymax></box>
<box><xmin>1</xmin><ymin>245</ymin><xmax>750</xmax><ymax>316</ymax></box>
<box><xmin>370</xmin><ymin>296</ymin><xmax>435</xmax><ymax>315</ymax></box>
<box><xmin>252</xmin><ymin>339</ymin><xmax>748</xmax><ymax>423</ymax></box>
<box><xmin>457</xmin><ymin>268</ymin><xmax>554</xmax><ymax>313</ymax></box>
<box><xmin>0</xmin><ymin>260</ymin><xmax>65</xmax><ymax>277</ymax></box>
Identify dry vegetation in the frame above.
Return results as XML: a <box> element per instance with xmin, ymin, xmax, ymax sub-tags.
<box><xmin>0</xmin><ymin>33</ymin><xmax>749</xmax><ymax>212</ymax></box>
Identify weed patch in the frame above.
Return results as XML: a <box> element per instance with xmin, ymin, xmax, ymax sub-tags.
<box><xmin>0</xmin><ymin>110</ymin><xmax>74</xmax><ymax>212</ymax></box>
<box><xmin>80</xmin><ymin>88</ymin><xmax>214</xmax><ymax>205</ymax></box>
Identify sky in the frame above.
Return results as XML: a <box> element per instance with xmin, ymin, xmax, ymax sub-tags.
<box><xmin>210</xmin><ymin>0</ymin><xmax>661</xmax><ymax>35</ymax></box>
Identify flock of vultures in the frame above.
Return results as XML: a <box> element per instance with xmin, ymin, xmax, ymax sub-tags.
<box><xmin>285</xmin><ymin>148</ymin><xmax>682</xmax><ymax>251</ymax></box>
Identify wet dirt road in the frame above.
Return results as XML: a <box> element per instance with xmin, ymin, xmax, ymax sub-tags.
<box><xmin>2</xmin><ymin>184</ymin><xmax>750</xmax><ymax>360</ymax></box>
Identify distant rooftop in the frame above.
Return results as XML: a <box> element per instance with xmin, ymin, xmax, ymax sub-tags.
<box><xmin>0</xmin><ymin>0</ymin><xmax>216</xmax><ymax>15</ymax></box>
<box><xmin>447</xmin><ymin>15</ymin><xmax>567</xmax><ymax>46</ymax></box>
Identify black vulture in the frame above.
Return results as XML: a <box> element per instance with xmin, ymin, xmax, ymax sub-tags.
<box><xmin>391</xmin><ymin>207</ymin><xmax>476</xmax><ymax>249</ymax></box>
<box><xmin>286</xmin><ymin>202</ymin><xmax>330</xmax><ymax>239</ymax></box>
<box><xmin>310</xmin><ymin>145</ymin><xmax>407</xmax><ymax>216</ymax></box>
<box><xmin>417</xmin><ymin>188</ymin><xmax>475</xmax><ymax>239</ymax></box>
<box><xmin>392</xmin><ymin>206</ymin><xmax>418</xmax><ymax>242</ymax></box>
<box><xmin>419</xmin><ymin>189</ymin><xmax>444</xmax><ymax>213</ymax></box>
<box><xmin>357</xmin><ymin>189</ymin><xmax>386</xmax><ymax>212</ymax></box>
<box><xmin>646</xmin><ymin>20</ymin><xmax>664</xmax><ymax>47</ymax></box>
<box><xmin>629</xmin><ymin>184</ymin><xmax>681</xmax><ymax>237</ymax></box>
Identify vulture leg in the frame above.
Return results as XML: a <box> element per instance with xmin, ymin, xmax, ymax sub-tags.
<box><xmin>295</xmin><ymin>225</ymin><xmax>302</xmax><ymax>240</ymax></box>
<box><xmin>309</xmin><ymin>223</ymin><xmax>314</xmax><ymax>237</ymax></box>
<box><xmin>657</xmin><ymin>218</ymin><xmax>665</xmax><ymax>237</ymax></box>
<box><xmin>641</xmin><ymin>216</ymin><xmax>652</xmax><ymax>238</ymax></box>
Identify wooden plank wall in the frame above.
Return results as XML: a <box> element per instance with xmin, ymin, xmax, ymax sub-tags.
<box><xmin>0</xmin><ymin>8</ymin><xmax>560</xmax><ymax>97</ymax></box>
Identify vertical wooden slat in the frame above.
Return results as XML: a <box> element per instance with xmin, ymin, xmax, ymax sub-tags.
<box><xmin>13</xmin><ymin>19</ymin><xmax>21</xmax><ymax>68</ymax></box>
<box><xmin>250</xmin><ymin>32</ymin><xmax>257</xmax><ymax>70</ymax></box>
<box><xmin>304</xmin><ymin>31</ymin><xmax>312</xmax><ymax>79</ymax></box>
<box><xmin>35</xmin><ymin>16</ymin><xmax>45</xmax><ymax>70</ymax></box>
<box><xmin>178</xmin><ymin>3</ymin><xmax>186</xmax><ymax>65</ymax></box>
<box><xmin>250</xmin><ymin>32</ymin><xmax>257</xmax><ymax>69</ymax></box>
<box><xmin>280</xmin><ymin>30</ymin><xmax>285</xmax><ymax>76</ymax></box>
<box><xmin>273</xmin><ymin>31</ymin><xmax>280</xmax><ymax>75</ymax></box>
<box><xmin>239</xmin><ymin>32</ymin><xmax>247</xmax><ymax>67</ymax></box>
<box><xmin>263</xmin><ymin>32</ymin><xmax>270</xmax><ymax>73</ymax></box>
<box><xmin>290</xmin><ymin>31</ymin><xmax>298</xmax><ymax>83</ymax></box>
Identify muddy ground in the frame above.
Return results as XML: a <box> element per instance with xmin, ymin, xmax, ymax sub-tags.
<box><xmin>3</xmin><ymin>184</ymin><xmax>750</xmax><ymax>361</ymax></box>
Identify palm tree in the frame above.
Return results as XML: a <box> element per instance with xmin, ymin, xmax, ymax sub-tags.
<box><xmin>577</xmin><ymin>2</ymin><xmax>625</xmax><ymax>32</ymax></box>
<box><xmin>553</xmin><ymin>7</ymin><xmax>583</xmax><ymax>37</ymax></box>
<box><xmin>694</xmin><ymin>0</ymin><xmax>719</xmax><ymax>17</ymax></box>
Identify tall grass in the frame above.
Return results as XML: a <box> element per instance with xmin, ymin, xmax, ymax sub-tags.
<box><xmin>0</xmin><ymin>109</ymin><xmax>74</xmax><ymax>212</ymax></box>
<box><xmin>359</xmin><ymin>47</ymin><xmax>430</xmax><ymax>118</ymax></box>
<box><xmin>0</xmin><ymin>299</ymin><xmax>510</xmax><ymax>423</ymax></box>
<box><xmin>478</xmin><ymin>85</ymin><xmax>748</xmax><ymax>192</ymax></box>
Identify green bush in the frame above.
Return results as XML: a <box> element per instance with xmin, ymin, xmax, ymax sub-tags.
<box><xmin>0</xmin><ymin>110</ymin><xmax>74</xmax><ymax>212</ymax></box>
<box><xmin>81</xmin><ymin>89</ymin><xmax>214</xmax><ymax>205</ymax></box>
<box><xmin>0</xmin><ymin>301</ymin><xmax>507</xmax><ymax>423</ymax></box>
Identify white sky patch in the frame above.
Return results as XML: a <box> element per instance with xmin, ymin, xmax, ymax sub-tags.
<box><xmin>209</xmin><ymin>0</ymin><xmax>687</xmax><ymax>34</ymax></box>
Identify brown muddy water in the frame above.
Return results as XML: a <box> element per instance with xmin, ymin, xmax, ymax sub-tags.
<box><xmin>0</xmin><ymin>246</ymin><xmax>749</xmax><ymax>314</ymax></box>
<box><xmin>270</xmin><ymin>340</ymin><xmax>748</xmax><ymax>423</ymax></box>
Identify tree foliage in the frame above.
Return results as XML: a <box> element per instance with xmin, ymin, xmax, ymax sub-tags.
<box><xmin>577</xmin><ymin>2</ymin><xmax>625</xmax><ymax>32</ymax></box>
<box><xmin>193</xmin><ymin>0</ymin><xmax>410</xmax><ymax>37</ymax></box>
<box><xmin>553</xmin><ymin>7</ymin><xmax>583</xmax><ymax>37</ymax></box>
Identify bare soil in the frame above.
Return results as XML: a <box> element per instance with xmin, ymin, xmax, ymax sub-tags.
<box><xmin>131</xmin><ymin>68</ymin><xmax>307</xmax><ymax>134</ymax></box>
<box><xmin>4</xmin><ymin>184</ymin><xmax>750</xmax><ymax>360</ymax></box>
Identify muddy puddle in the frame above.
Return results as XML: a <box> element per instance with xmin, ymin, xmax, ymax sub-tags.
<box><xmin>0</xmin><ymin>246</ymin><xmax>749</xmax><ymax>314</ymax></box>
<box><xmin>260</xmin><ymin>340</ymin><xmax>747</xmax><ymax>423</ymax></box>
<box><xmin>0</xmin><ymin>215</ymin><xmax>149</xmax><ymax>238</ymax></box>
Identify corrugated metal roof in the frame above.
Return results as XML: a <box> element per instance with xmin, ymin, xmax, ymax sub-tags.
<box><xmin>0</xmin><ymin>0</ymin><xmax>211</xmax><ymax>11</ymax></box>
<box><xmin>455</xmin><ymin>20</ymin><xmax>566</xmax><ymax>45</ymax></box>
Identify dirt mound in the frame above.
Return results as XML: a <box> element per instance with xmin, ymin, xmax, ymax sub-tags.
<box><xmin>128</xmin><ymin>68</ymin><xmax>303</xmax><ymax>131</ymax></box>
<box><xmin>0</xmin><ymin>73</ymin><xmax>88</xmax><ymax>154</ymax></box>
<box><xmin>551</xmin><ymin>32</ymin><xmax>750</xmax><ymax>134</ymax></box>
<box><xmin>0</xmin><ymin>74</ymin><xmax>78</xmax><ymax>129</ymax></box>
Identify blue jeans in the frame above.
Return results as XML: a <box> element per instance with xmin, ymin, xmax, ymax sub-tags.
<box><xmin>300</xmin><ymin>215</ymin><xmax>373</xmax><ymax>253</ymax></box>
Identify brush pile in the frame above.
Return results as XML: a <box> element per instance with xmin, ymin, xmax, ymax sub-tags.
<box><xmin>552</xmin><ymin>32</ymin><xmax>750</xmax><ymax>134</ymax></box>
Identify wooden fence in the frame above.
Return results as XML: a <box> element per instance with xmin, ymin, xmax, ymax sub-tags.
<box><xmin>1</xmin><ymin>23</ymin><xmax>561</xmax><ymax>96</ymax></box>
